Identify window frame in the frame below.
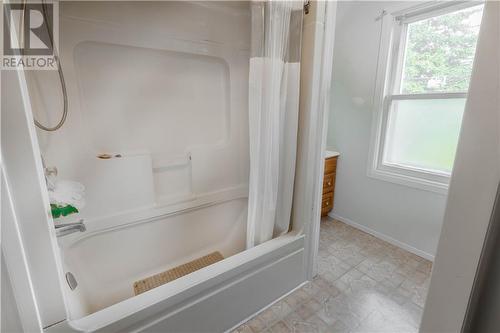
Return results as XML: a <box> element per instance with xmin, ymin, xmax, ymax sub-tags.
<box><xmin>368</xmin><ymin>1</ymin><xmax>483</xmax><ymax>194</ymax></box>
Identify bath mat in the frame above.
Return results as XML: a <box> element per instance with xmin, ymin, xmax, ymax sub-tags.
<box><xmin>133</xmin><ymin>251</ymin><xmax>224</xmax><ymax>295</ymax></box>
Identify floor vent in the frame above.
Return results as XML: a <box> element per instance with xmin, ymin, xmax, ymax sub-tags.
<box><xmin>133</xmin><ymin>251</ymin><xmax>224</xmax><ymax>295</ymax></box>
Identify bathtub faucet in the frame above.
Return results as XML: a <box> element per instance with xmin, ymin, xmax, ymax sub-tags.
<box><xmin>55</xmin><ymin>219</ymin><xmax>86</xmax><ymax>237</ymax></box>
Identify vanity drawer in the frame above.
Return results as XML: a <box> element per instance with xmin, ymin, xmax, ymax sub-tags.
<box><xmin>322</xmin><ymin>192</ymin><xmax>334</xmax><ymax>212</ymax></box>
<box><xmin>323</xmin><ymin>173</ymin><xmax>335</xmax><ymax>191</ymax></box>
<box><xmin>322</xmin><ymin>191</ymin><xmax>333</xmax><ymax>207</ymax></box>
<box><xmin>322</xmin><ymin>154</ymin><xmax>339</xmax><ymax>217</ymax></box>
<box><xmin>324</xmin><ymin>157</ymin><xmax>337</xmax><ymax>174</ymax></box>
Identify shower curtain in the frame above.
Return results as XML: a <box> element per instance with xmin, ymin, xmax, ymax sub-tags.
<box><xmin>247</xmin><ymin>0</ymin><xmax>303</xmax><ymax>248</ymax></box>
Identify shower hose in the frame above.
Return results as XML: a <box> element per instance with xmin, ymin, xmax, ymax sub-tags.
<box><xmin>21</xmin><ymin>0</ymin><xmax>68</xmax><ymax>132</ymax></box>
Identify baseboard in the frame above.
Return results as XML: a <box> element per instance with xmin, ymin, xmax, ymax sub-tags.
<box><xmin>328</xmin><ymin>212</ymin><xmax>435</xmax><ymax>262</ymax></box>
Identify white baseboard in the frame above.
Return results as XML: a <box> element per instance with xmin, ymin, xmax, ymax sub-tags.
<box><xmin>328</xmin><ymin>212</ymin><xmax>435</xmax><ymax>262</ymax></box>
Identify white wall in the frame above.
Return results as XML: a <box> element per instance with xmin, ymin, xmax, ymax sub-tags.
<box><xmin>327</xmin><ymin>1</ymin><xmax>447</xmax><ymax>259</ymax></box>
<box><xmin>1</xmin><ymin>253</ymin><xmax>23</xmax><ymax>333</ymax></box>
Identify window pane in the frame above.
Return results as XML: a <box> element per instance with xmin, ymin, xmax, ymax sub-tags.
<box><xmin>383</xmin><ymin>98</ymin><xmax>466</xmax><ymax>173</ymax></box>
<box><xmin>400</xmin><ymin>5</ymin><xmax>483</xmax><ymax>94</ymax></box>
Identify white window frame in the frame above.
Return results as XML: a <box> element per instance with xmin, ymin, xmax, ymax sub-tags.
<box><xmin>368</xmin><ymin>1</ymin><xmax>483</xmax><ymax>194</ymax></box>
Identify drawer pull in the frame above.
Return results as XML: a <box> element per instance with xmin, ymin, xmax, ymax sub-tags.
<box><xmin>327</xmin><ymin>181</ymin><xmax>332</xmax><ymax>186</ymax></box>
<box><xmin>326</xmin><ymin>201</ymin><xmax>330</xmax><ymax>206</ymax></box>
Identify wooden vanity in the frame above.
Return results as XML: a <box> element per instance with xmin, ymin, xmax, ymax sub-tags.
<box><xmin>322</xmin><ymin>151</ymin><xmax>339</xmax><ymax>217</ymax></box>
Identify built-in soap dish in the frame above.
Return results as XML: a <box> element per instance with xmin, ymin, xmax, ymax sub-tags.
<box><xmin>97</xmin><ymin>153</ymin><xmax>122</xmax><ymax>159</ymax></box>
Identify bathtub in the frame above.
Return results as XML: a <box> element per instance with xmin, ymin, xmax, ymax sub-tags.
<box><xmin>1</xmin><ymin>1</ymin><xmax>326</xmax><ymax>330</ymax></box>
<box><xmin>53</xmin><ymin>198</ymin><xmax>306</xmax><ymax>332</ymax></box>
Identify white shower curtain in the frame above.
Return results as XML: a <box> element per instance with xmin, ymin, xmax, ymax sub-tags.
<box><xmin>247</xmin><ymin>0</ymin><xmax>303</xmax><ymax>248</ymax></box>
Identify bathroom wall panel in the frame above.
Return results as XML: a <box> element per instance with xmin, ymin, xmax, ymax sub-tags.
<box><xmin>78</xmin><ymin>154</ymin><xmax>156</xmax><ymax>219</ymax></box>
<box><xmin>153</xmin><ymin>161</ymin><xmax>192</xmax><ymax>204</ymax></box>
<box><xmin>28</xmin><ymin>1</ymin><xmax>251</xmax><ymax>223</ymax></box>
<box><xmin>74</xmin><ymin>41</ymin><xmax>230</xmax><ymax>156</ymax></box>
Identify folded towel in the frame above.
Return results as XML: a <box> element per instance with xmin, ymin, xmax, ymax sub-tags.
<box><xmin>49</xmin><ymin>180</ymin><xmax>86</xmax><ymax>210</ymax></box>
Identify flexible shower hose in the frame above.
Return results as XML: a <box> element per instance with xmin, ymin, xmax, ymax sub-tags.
<box><xmin>21</xmin><ymin>0</ymin><xmax>68</xmax><ymax>132</ymax></box>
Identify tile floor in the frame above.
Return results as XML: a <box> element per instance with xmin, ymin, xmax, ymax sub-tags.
<box><xmin>234</xmin><ymin>218</ymin><xmax>432</xmax><ymax>333</ymax></box>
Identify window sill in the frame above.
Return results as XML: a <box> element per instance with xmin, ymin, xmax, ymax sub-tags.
<box><xmin>367</xmin><ymin>167</ymin><xmax>449</xmax><ymax>195</ymax></box>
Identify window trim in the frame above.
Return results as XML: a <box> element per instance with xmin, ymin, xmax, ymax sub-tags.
<box><xmin>368</xmin><ymin>1</ymin><xmax>482</xmax><ymax>195</ymax></box>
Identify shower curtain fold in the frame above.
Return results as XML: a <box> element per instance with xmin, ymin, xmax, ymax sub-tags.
<box><xmin>247</xmin><ymin>0</ymin><xmax>302</xmax><ymax>248</ymax></box>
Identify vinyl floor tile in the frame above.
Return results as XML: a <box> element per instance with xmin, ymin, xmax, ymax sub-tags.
<box><xmin>240</xmin><ymin>218</ymin><xmax>432</xmax><ymax>333</ymax></box>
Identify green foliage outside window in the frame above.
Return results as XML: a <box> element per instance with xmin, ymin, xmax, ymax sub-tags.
<box><xmin>401</xmin><ymin>5</ymin><xmax>483</xmax><ymax>94</ymax></box>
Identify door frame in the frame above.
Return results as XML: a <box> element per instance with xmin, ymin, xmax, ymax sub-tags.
<box><xmin>419</xmin><ymin>2</ymin><xmax>500</xmax><ymax>332</ymax></box>
<box><xmin>301</xmin><ymin>0</ymin><xmax>338</xmax><ymax>280</ymax></box>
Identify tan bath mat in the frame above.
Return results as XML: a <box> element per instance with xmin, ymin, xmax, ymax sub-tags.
<box><xmin>133</xmin><ymin>251</ymin><xmax>224</xmax><ymax>295</ymax></box>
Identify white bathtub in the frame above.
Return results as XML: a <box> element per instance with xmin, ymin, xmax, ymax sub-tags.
<box><xmin>54</xmin><ymin>198</ymin><xmax>306</xmax><ymax>332</ymax></box>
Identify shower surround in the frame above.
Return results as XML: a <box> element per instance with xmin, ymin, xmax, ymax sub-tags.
<box><xmin>1</xmin><ymin>1</ymin><xmax>336</xmax><ymax>332</ymax></box>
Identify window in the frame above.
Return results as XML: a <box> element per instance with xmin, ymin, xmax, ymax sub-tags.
<box><xmin>369</xmin><ymin>2</ymin><xmax>484</xmax><ymax>193</ymax></box>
